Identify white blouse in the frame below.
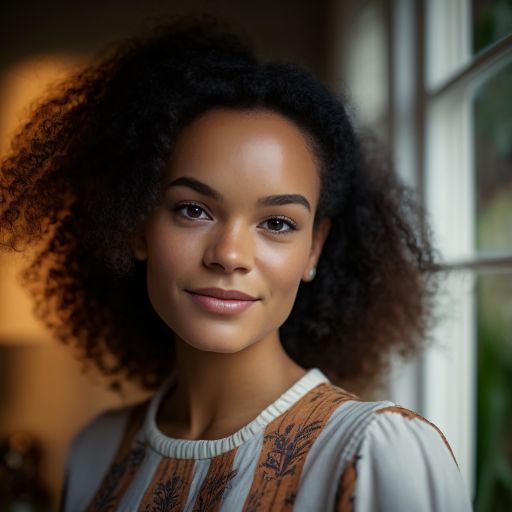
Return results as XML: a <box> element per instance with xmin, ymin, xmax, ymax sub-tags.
<box><xmin>60</xmin><ymin>367</ymin><xmax>474</xmax><ymax>511</ymax></box>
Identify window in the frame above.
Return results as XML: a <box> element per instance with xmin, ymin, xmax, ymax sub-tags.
<box><xmin>339</xmin><ymin>0</ymin><xmax>512</xmax><ymax>509</ymax></box>
<box><xmin>277</xmin><ymin>1</ymin><xmax>510</xmax><ymax>506</ymax></box>
<box><xmin>413</xmin><ymin>0</ymin><xmax>511</xmax><ymax>509</ymax></box>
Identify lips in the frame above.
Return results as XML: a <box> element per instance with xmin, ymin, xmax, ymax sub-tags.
<box><xmin>185</xmin><ymin>288</ymin><xmax>259</xmax><ymax>315</ymax></box>
<box><xmin>187</xmin><ymin>287</ymin><xmax>258</xmax><ymax>301</ymax></box>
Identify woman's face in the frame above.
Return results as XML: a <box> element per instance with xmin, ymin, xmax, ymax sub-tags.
<box><xmin>133</xmin><ymin>107</ymin><xmax>331</xmax><ymax>353</ymax></box>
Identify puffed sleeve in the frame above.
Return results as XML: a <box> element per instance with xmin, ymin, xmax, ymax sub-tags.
<box><xmin>334</xmin><ymin>405</ymin><xmax>474</xmax><ymax>511</ymax></box>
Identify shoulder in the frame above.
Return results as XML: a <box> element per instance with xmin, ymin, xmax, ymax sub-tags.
<box><xmin>315</xmin><ymin>386</ymin><xmax>458</xmax><ymax>468</ymax></box>
<box><xmin>70</xmin><ymin>403</ymin><xmax>134</xmax><ymax>452</ymax></box>
<box><xmin>332</xmin><ymin>402</ymin><xmax>473</xmax><ymax>512</ymax></box>
<box><xmin>60</xmin><ymin>399</ymin><xmax>150</xmax><ymax>512</ymax></box>
<box><xmin>366</xmin><ymin>404</ymin><xmax>459</xmax><ymax>464</ymax></box>
<box><xmin>67</xmin><ymin>399</ymin><xmax>149</xmax><ymax>469</ymax></box>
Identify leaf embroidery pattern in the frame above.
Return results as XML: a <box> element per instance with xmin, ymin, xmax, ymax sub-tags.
<box><xmin>244</xmin><ymin>420</ymin><xmax>323</xmax><ymax>510</ymax></box>
<box><xmin>143</xmin><ymin>475</ymin><xmax>186</xmax><ymax>512</ymax></box>
<box><xmin>260</xmin><ymin>420</ymin><xmax>323</xmax><ymax>480</ymax></box>
<box><xmin>309</xmin><ymin>385</ymin><xmax>359</xmax><ymax>406</ymax></box>
<box><xmin>90</xmin><ymin>439</ymin><xmax>146</xmax><ymax>512</ymax></box>
<box><xmin>242</xmin><ymin>383</ymin><xmax>360</xmax><ymax>511</ymax></box>
<box><xmin>192</xmin><ymin>467</ymin><xmax>239</xmax><ymax>512</ymax></box>
<box><xmin>244</xmin><ymin>489</ymin><xmax>264</xmax><ymax>512</ymax></box>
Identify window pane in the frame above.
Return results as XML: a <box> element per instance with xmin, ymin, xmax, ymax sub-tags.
<box><xmin>475</xmin><ymin>271</ymin><xmax>512</xmax><ymax>512</ymax></box>
<box><xmin>473</xmin><ymin>0</ymin><xmax>512</xmax><ymax>54</ymax></box>
<box><xmin>474</xmin><ymin>63</ymin><xmax>512</xmax><ymax>254</ymax></box>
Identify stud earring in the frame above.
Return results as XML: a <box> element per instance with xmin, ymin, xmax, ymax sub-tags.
<box><xmin>308</xmin><ymin>267</ymin><xmax>317</xmax><ymax>280</ymax></box>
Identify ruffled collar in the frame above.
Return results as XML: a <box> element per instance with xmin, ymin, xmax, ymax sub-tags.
<box><xmin>143</xmin><ymin>367</ymin><xmax>330</xmax><ymax>459</ymax></box>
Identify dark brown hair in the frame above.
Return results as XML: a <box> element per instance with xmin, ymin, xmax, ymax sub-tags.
<box><xmin>0</xmin><ymin>14</ymin><xmax>441</xmax><ymax>396</ymax></box>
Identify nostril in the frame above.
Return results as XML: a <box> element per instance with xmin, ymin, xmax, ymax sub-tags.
<box><xmin>202</xmin><ymin>242</ymin><xmax>253</xmax><ymax>273</ymax></box>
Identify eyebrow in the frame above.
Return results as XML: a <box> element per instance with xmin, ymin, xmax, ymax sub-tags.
<box><xmin>165</xmin><ymin>176</ymin><xmax>311</xmax><ymax>212</ymax></box>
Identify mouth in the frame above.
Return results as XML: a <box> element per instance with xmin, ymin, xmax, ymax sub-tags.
<box><xmin>185</xmin><ymin>289</ymin><xmax>259</xmax><ymax>315</ymax></box>
<box><xmin>187</xmin><ymin>287</ymin><xmax>258</xmax><ymax>301</ymax></box>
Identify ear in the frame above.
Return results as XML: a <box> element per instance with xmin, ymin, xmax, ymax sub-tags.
<box><xmin>303</xmin><ymin>217</ymin><xmax>331</xmax><ymax>282</ymax></box>
<box><xmin>131</xmin><ymin>229</ymin><xmax>148</xmax><ymax>261</ymax></box>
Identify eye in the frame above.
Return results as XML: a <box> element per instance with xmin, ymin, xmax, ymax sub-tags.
<box><xmin>260</xmin><ymin>216</ymin><xmax>298</xmax><ymax>235</ymax></box>
<box><xmin>172</xmin><ymin>202</ymin><xmax>211</xmax><ymax>221</ymax></box>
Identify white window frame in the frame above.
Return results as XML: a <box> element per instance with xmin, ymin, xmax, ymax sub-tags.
<box><xmin>388</xmin><ymin>0</ymin><xmax>512</xmax><ymax>501</ymax></box>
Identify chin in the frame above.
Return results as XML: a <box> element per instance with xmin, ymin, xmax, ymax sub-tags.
<box><xmin>185</xmin><ymin>339</ymin><xmax>252</xmax><ymax>354</ymax></box>
<box><xmin>175</xmin><ymin>327</ymin><xmax>256</xmax><ymax>354</ymax></box>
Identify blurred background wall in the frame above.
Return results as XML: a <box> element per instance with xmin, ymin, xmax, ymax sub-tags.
<box><xmin>1</xmin><ymin>1</ymin><xmax>511</xmax><ymax>511</ymax></box>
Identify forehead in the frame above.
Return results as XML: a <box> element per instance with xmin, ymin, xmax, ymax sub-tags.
<box><xmin>166</xmin><ymin>108</ymin><xmax>321</xmax><ymax>201</ymax></box>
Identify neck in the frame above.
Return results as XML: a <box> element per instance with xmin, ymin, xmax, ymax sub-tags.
<box><xmin>157</xmin><ymin>331</ymin><xmax>307</xmax><ymax>440</ymax></box>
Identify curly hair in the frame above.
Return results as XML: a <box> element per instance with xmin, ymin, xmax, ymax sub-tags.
<box><xmin>0</xmin><ymin>13</ymin><xmax>441</xmax><ymax>395</ymax></box>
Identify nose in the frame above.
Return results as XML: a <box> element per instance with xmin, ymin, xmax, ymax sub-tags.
<box><xmin>202</xmin><ymin>220</ymin><xmax>254</xmax><ymax>273</ymax></box>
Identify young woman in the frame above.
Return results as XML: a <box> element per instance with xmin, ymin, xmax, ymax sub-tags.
<box><xmin>0</xmin><ymin>15</ymin><xmax>473</xmax><ymax>511</ymax></box>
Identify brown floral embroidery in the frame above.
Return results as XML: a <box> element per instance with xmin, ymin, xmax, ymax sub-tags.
<box><xmin>192</xmin><ymin>449</ymin><xmax>239</xmax><ymax>512</ymax></box>
<box><xmin>334</xmin><ymin>452</ymin><xmax>361</xmax><ymax>512</ymax></box>
<box><xmin>242</xmin><ymin>383</ymin><xmax>356</xmax><ymax>511</ymax></box>
<box><xmin>143</xmin><ymin>474</ymin><xmax>188</xmax><ymax>512</ymax></box>
<box><xmin>308</xmin><ymin>384</ymin><xmax>359</xmax><ymax>405</ymax></box>
<box><xmin>260</xmin><ymin>420</ymin><xmax>324</xmax><ymax>481</ymax></box>
<box><xmin>90</xmin><ymin>439</ymin><xmax>146</xmax><ymax>512</ymax></box>
<box><xmin>86</xmin><ymin>401</ymin><xmax>150</xmax><ymax>512</ymax></box>
<box><xmin>138</xmin><ymin>458</ymin><xmax>195</xmax><ymax>511</ymax></box>
<box><xmin>375</xmin><ymin>405</ymin><xmax>459</xmax><ymax>467</ymax></box>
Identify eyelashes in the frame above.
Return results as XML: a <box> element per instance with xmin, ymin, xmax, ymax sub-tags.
<box><xmin>171</xmin><ymin>203</ymin><xmax>209</xmax><ymax>221</ymax></box>
<box><xmin>171</xmin><ymin>202</ymin><xmax>299</xmax><ymax>235</ymax></box>
<box><xmin>262</xmin><ymin>216</ymin><xmax>298</xmax><ymax>234</ymax></box>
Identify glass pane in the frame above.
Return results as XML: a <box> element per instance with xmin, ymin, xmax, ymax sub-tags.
<box><xmin>474</xmin><ymin>63</ymin><xmax>512</xmax><ymax>254</ymax></box>
<box><xmin>473</xmin><ymin>0</ymin><xmax>512</xmax><ymax>53</ymax></box>
<box><xmin>475</xmin><ymin>271</ymin><xmax>512</xmax><ymax>511</ymax></box>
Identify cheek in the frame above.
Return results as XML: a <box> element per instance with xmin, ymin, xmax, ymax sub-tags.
<box><xmin>255</xmin><ymin>241</ymin><xmax>309</xmax><ymax>331</ymax></box>
<box><xmin>145</xmin><ymin>222</ymin><xmax>200</xmax><ymax>281</ymax></box>
<box><xmin>143</xmin><ymin>219</ymin><xmax>202</xmax><ymax>320</ymax></box>
<box><xmin>256</xmin><ymin>238</ymin><xmax>310</xmax><ymax>298</ymax></box>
